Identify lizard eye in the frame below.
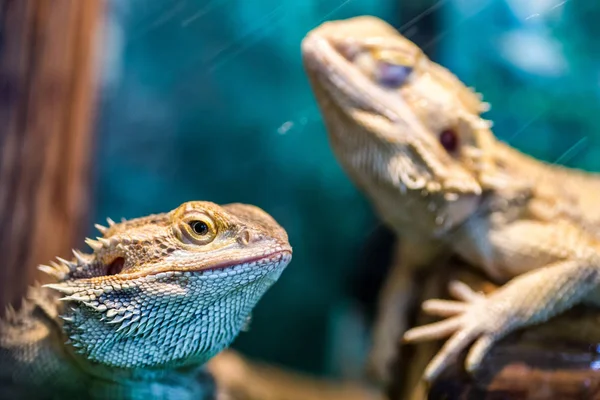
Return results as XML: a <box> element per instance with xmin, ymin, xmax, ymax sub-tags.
<box><xmin>176</xmin><ymin>215</ymin><xmax>217</xmax><ymax>245</ymax></box>
<box><xmin>377</xmin><ymin>62</ymin><xmax>413</xmax><ymax>88</ymax></box>
<box><xmin>369</xmin><ymin>49</ymin><xmax>414</xmax><ymax>88</ymax></box>
<box><xmin>190</xmin><ymin>220</ymin><xmax>209</xmax><ymax>236</ymax></box>
<box><xmin>439</xmin><ymin>128</ymin><xmax>459</xmax><ymax>152</ymax></box>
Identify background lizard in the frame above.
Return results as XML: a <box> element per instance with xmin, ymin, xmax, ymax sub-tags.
<box><xmin>301</xmin><ymin>15</ymin><xmax>600</xmax><ymax>386</ymax></box>
<box><xmin>0</xmin><ymin>200</ymin><xmax>292</xmax><ymax>399</ymax></box>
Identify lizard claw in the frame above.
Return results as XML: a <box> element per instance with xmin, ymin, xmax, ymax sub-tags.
<box><xmin>403</xmin><ymin>280</ymin><xmax>497</xmax><ymax>382</ymax></box>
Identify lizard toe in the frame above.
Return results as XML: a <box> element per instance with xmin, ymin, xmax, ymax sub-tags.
<box><xmin>465</xmin><ymin>334</ymin><xmax>495</xmax><ymax>374</ymax></box>
<box><xmin>403</xmin><ymin>316</ymin><xmax>461</xmax><ymax>342</ymax></box>
<box><xmin>423</xmin><ymin>328</ymin><xmax>479</xmax><ymax>382</ymax></box>
<box><xmin>422</xmin><ymin>299</ymin><xmax>468</xmax><ymax>316</ymax></box>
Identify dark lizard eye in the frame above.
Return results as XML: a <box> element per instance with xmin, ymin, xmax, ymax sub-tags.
<box><xmin>377</xmin><ymin>62</ymin><xmax>413</xmax><ymax>88</ymax></box>
<box><xmin>439</xmin><ymin>129</ymin><xmax>459</xmax><ymax>152</ymax></box>
<box><xmin>190</xmin><ymin>220</ymin><xmax>209</xmax><ymax>235</ymax></box>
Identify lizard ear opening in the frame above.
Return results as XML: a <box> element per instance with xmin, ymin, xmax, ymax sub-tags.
<box><xmin>106</xmin><ymin>257</ymin><xmax>125</xmax><ymax>276</ymax></box>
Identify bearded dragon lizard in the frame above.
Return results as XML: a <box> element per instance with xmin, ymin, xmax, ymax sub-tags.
<box><xmin>0</xmin><ymin>200</ymin><xmax>292</xmax><ymax>399</ymax></box>
<box><xmin>302</xmin><ymin>15</ymin><xmax>600</xmax><ymax>385</ymax></box>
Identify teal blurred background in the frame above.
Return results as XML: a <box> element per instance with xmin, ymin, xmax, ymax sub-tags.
<box><xmin>91</xmin><ymin>0</ymin><xmax>600</xmax><ymax>379</ymax></box>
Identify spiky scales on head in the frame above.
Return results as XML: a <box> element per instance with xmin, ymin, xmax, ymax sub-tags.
<box><xmin>38</xmin><ymin>201</ymin><xmax>292</xmax><ymax>370</ymax></box>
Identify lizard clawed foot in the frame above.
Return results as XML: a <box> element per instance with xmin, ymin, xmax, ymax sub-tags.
<box><xmin>403</xmin><ymin>280</ymin><xmax>501</xmax><ymax>383</ymax></box>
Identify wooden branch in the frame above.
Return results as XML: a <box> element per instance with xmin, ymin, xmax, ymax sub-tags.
<box><xmin>0</xmin><ymin>0</ymin><xmax>105</xmax><ymax>312</ymax></box>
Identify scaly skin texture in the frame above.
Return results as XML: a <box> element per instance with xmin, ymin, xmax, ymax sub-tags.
<box><xmin>0</xmin><ymin>201</ymin><xmax>292</xmax><ymax>399</ymax></box>
<box><xmin>301</xmin><ymin>15</ymin><xmax>600</xmax><ymax>385</ymax></box>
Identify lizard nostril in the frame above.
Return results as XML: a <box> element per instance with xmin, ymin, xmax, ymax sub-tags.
<box><xmin>237</xmin><ymin>229</ymin><xmax>253</xmax><ymax>246</ymax></box>
<box><xmin>106</xmin><ymin>257</ymin><xmax>125</xmax><ymax>275</ymax></box>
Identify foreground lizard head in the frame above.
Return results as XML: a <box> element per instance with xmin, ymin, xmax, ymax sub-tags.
<box><xmin>40</xmin><ymin>201</ymin><xmax>292</xmax><ymax>369</ymax></box>
<box><xmin>302</xmin><ymin>16</ymin><xmax>493</xmax><ymax>235</ymax></box>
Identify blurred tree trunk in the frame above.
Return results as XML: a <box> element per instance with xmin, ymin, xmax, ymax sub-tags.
<box><xmin>0</xmin><ymin>0</ymin><xmax>104</xmax><ymax>312</ymax></box>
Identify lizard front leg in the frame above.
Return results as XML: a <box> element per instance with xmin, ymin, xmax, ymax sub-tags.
<box><xmin>368</xmin><ymin>237</ymin><xmax>443</xmax><ymax>384</ymax></box>
<box><xmin>403</xmin><ymin>258</ymin><xmax>600</xmax><ymax>382</ymax></box>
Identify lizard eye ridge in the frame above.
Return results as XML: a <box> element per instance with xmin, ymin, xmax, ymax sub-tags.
<box><xmin>377</xmin><ymin>61</ymin><xmax>413</xmax><ymax>88</ymax></box>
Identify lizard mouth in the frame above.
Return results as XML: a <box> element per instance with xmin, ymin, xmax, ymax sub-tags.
<box><xmin>99</xmin><ymin>249</ymin><xmax>292</xmax><ymax>279</ymax></box>
<box><xmin>197</xmin><ymin>249</ymin><xmax>293</xmax><ymax>274</ymax></box>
